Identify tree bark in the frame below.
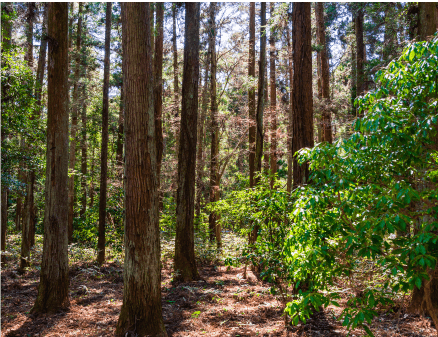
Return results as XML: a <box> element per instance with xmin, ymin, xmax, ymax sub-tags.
<box><xmin>208</xmin><ymin>3</ymin><xmax>221</xmax><ymax>246</ymax></box>
<box><xmin>31</xmin><ymin>2</ymin><xmax>70</xmax><ymax>314</ymax></box>
<box><xmin>173</xmin><ymin>4</ymin><xmax>179</xmax><ymax>117</ymax></box>
<box><xmin>154</xmin><ymin>3</ymin><xmax>164</xmax><ymax>188</ymax></box>
<box><xmin>116</xmin><ymin>84</ymin><xmax>124</xmax><ymax>166</ymax></box>
<box><xmin>97</xmin><ymin>2</ymin><xmax>112</xmax><ymax>266</ymax></box>
<box><xmin>316</xmin><ymin>2</ymin><xmax>333</xmax><ymax>144</ymax></box>
<box><xmin>269</xmin><ymin>2</ymin><xmax>277</xmax><ymax>188</ymax></box>
<box><xmin>418</xmin><ymin>2</ymin><xmax>438</xmax><ymax>41</ymax></box>
<box><xmin>286</xmin><ymin>17</ymin><xmax>293</xmax><ymax>193</ymax></box>
<box><xmin>355</xmin><ymin>8</ymin><xmax>365</xmax><ymax>98</ymax></box>
<box><xmin>1</xmin><ymin>3</ymin><xmax>12</xmax><ymax>256</ymax></box>
<box><xmin>21</xmin><ymin>4</ymin><xmax>48</xmax><ymax>264</ymax></box>
<box><xmin>80</xmin><ymin>84</ymin><xmax>87</xmax><ymax>218</ymax></box>
<box><xmin>254</xmin><ymin>2</ymin><xmax>266</xmax><ymax>181</ymax></box>
<box><xmin>67</xmin><ymin>3</ymin><xmax>83</xmax><ymax>243</ymax></box>
<box><xmin>116</xmin><ymin>4</ymin><xmax>167</xmax><ymax>336</ymax></box>
<box><xmin>292</xmin><ymin>3</ymin><xmax>314</xmax><ymax>188</ymax></box>
<box><xmin>174</xmin><ymin>3</ymin><xmax>201</xmax><ymax>282</ymax></box>
<box><xmin>195</xmin><ymin>40</ymin><xmax>210</xmax><ymax>220</ymax></box>
<box><xmin>248</xmin><ymin>2</ymin><xmax>256</xmax><ymax>188</ymax></box>
<box><xmin>350</xmin><ymin>14</ymin><xmax>357</xmax><ymax>115</ymax></box>
<box><xmin>249</xmin><ymin>2</ymin><xmax>266</xmax><ymax>244</ymax></box>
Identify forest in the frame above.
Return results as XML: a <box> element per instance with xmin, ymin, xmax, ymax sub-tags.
<box><xmin>1</xmin><ymin>2</ymin><xmax>438</xmax><ymax>337</ymax></box>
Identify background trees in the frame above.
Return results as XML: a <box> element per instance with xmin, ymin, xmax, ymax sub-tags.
<box><xmin>1</xmin><ymin>2</ymin><xmax>437</xmax><ymax>336</ymax></box>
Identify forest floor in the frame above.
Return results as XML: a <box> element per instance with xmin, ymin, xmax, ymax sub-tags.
<box><xmin>1</xmin><ymin>234</ymin><xmax>437</xmax><ymax>337</ymax></box>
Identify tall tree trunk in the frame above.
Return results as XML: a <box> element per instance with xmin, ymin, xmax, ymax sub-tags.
<box><xmin>31</xmin><ymin>2</ymin><xmax>70</xmax><ymax>314</ymax></box>
<box><xmin>116</xmin><ymin>4</ymin><xmax>167</xmax><ymax>336</ymax></box>
<box><xmin>292</xmin><ymin>3</ymin><xmax>314</xmax><ymax>188</ymax></box>
<box><xmin>316</xmin><ymin>2</ymin><xmax>333</xmax><ymax>144</ymax></box>
<box><xmin>173</xmin><ymin>4</ymin><xmax>179</xmax><ymax>117</ymax></box>
<box><xmin>254</xmin><ymin>2</ymin><xmax>266</xmax><ymax>180</ymax></box>
<box><xmin>154</xmin><ymin>3</ymin><xmax>164</xmax><ymax>190</ymax></box>
<box><xmin>355</xmin><ymin>8</ymin><xmax>365</xmax><ymax>99</ymax></box>
<box><xmin>286</xmin><ymin>17</ymin><xmax>293</xmax><ymax>193</ymax></box>
<box><xmin>418</xmin><ymin>2</ymin><xmax>438</xmax><ymax>41</ymax></box>
<box><xmin>90</xmin><ymin>147</ymin><xmax>95</xmax><ymax>207</ymax></box>
<box><xmin>174</xmin><ymin>3</ymin><xmax>201</xmax><ymax>282</ymax></box>
<box><xmin>195</xmin><ymin>43</ymin><xmax>210</xmax><ymax>220</ymax></box>
<box><xmin>208</xmin><ymin>3</ymin><xmax>221</xmax><ymax>246</ymax></box>
<box><xmin>20</xmin><ymin>3</ymin><xmax>48</xmax><ymax>270</ymax></box>
<box><xmin>97</xmin><ymin>2</ymin><xmax>112</xmax><ymax>266</ymax></box>
<box><xmin>80</xmin><ymin>84</ymin><xmax>87</xmax><ymax>218</ymax></box>
<box><xmin>1</xmin><ymin>3</ymin><xmax>13</xmax><ymax>256</ymax></box>
<box><xmin>269</xmin><ymin>2</ymin><xmax>277</xmax><ymax>188</ymax></box>
<box><xmin>17</xmin><ymin>3</ymin><xmax>36</xmax><ymax>234</ymax></box>
<box><xmin>248</xmin><ymin>2</ymin><xmax>256</xmax><ymax>188</ymax></box>
<box><xmin>116</xmin><ymin>84</ymin><xmax>124</xmax><ymax>166</ymax></box>
<box><xmin>249</xmin><ymin>2</ymin><xmax>266</xmax><ymax>244</ymax></box>
<box><xmin>67</xmin><ymin>3</ymin><xmax>83</xmax><ymax>243</ymax></box>
<box><xmin>351</xmin><ymin>15</ymin><xmax>357</xmax><ymax>116</ymax></box>
<box><xmin>410</xmin><ymin>2</ymin><xmax>438</xmax><ymax>320</ymax></box>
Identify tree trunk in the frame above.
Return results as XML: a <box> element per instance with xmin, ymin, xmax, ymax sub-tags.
<box><xmin>116</xmin><ymin>4</ymin><xmax>167</xmax><ymax>336</ymax></box>
<box><xmin>418</xmin><ymin>2</ymin><xmax>438</xmax><ymax>41</ymax></box>
<box><xmin>154</xmin><ymin>3</ymin><xmax>164</xmax><ymax>190</ymax></box>
<box><xmin>208</xmin><ymin>2</ymin><xmax>221</xmax><ymax>246</ymax></box>
<box><xmin>97</xmin><ymin>2</ymin><xmax>112</xmax><ymax>266</ymax></box>
<box><xmin>31</xmin><ymin>2</ymin><xmax>70</xmax><ymax>314</ymax></box>
<box><xmin>174</xmin><ymin>3</ymin><xmax>201</xmax><ymax>282</ymax></box>
<box><xmin>269</xmin><ymin>2</ymin><xmax>277</xmax><ymax>188</ymax></box>
<box><xmin>90</xmin><ymin>147</ymin><xmax>95</xmax><ymax>208</ymax></box>
<box><xmin>248</xmin><ymin>2</ymin><xmax>256</xmax><ymax>188</ymax></box>
<box><xmin>116</xmin><ymin>84</ymin><xmax>124</xmax><ymax>166</ymax></box>
<box><xmin>286</xmin><ymin>17</ymin><xmax>293</xmax><ymax>193</ymax></box>
<box><xmin>292</xmin><ymin>3</ymin><xmax>314</xmax><ymax>188</ymax></box>
<box><xmin>249</xmin><ymin>2</ymin><xmax>266</xmax><ymax>244</ymax></box>
<box><xmin>68</xmin><ymin>3</ymin><xmax>83</xmax><ymax>243</ymax></box>
<box><xmin>195</xmin><ymin>42</ymin><xmax>210</xmax><ymax>220</ymax></box>
<box><xmin>316</xmin><ymin>2</ymin><xmax>333</xmax><ymax>144</ymax></box>
<box><xmin>173</xmin><ymin>4</ymin><xmax>179</xmax><ymax>117</ymax></box>
<box><xmin>80</xmin><ymin>84</ymin><xmax>87</xmax><ymax>218</ymax></box>
<box><xmin>350</xmin><ymin>15</ymin><xmax>357</xmax><ymax>115</ymax></box>
<box><xmin>25</xmin><ymin>2</ymin><xmax>35</xmax><ymax>69</ymax></box>
<box><xmin>355</xmin><ymin>8</ymin><xmax>365</xmax><ymax>98</ymax></box>
<box><xmin>1</xmin><ymin>3</ymin><xmax>12</xmax><ymax>257</ymax></box>
<box><xmin>254</xmin><ymin>2</ymin><xmax>266</xmax><ymax>181</ymax></box>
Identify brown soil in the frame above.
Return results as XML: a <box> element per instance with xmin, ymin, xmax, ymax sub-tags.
<box><xmin>1</xmin><ymin>260</ymin><xmax>437</xmax><ymax>336</ymax></box>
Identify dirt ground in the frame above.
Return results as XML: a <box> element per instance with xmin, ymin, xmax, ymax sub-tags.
<box><xmin>1</xmin><ymin>258</ymin><xmax>437</xmax><ymax>337</ymax></box>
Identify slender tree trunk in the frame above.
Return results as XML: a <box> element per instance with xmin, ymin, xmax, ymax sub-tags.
<box><xmin>116</xmin><ymin>4</ymin><xmax>167</xmax><ymax>336</ymax></box>
<box><xmin>351</xmin><ymin>15</ymin><xmax>357</xmax><ymax>116</ymax></box>
<box><xmin>25</xmin><ymin>2</ymin><xmax>35</xmax><ymax>68</ymax></box>
<box><xmin>80</xmin><ymin>84</ymin><xmax>87</xmax><ymax>218</ymax></box>
<box><xmin>68</xmin><ymin>3</ymin><xmax>83</xmax><ymax>243</ymax></box>
<box><xmin>116</xmin><ymin>84</ymin><xmax>124</xmax><ymax>166</ymax></box>
<box><xmin>292</xmin><ymin>3</ymin><xmax>314</xmax><ymax>188</ymax></box>
<box><xmin>154</xmin><ymin>3</ymin><xmax>164</xmax><ymax>189</ymax></box>
<box><xmin>286</xmin><ymin>18</ymin><xmax>293</xmax><ymax>193</ymax></box>
<box><xmin>248</xmin><ymin>2</ymin><xmax>256</xmax><ymax>188</ymax></box>
<box><xmin>208</xmin><ymin>3</ymin><xmax>221</xmax><ymax>246</ymax></box>
<box><xmin>174</xmin><ymin>3</ymin><xmax>201</xmax><ymax>282</ymax></box>
<box><xmin>269</xmin><ymin>2</ymin><xmax>277</xmax><ymax>188</ymax></box>
<box><xmin>249</xmin><ymin>2</ymin><xmax>266</xmax><ymax>244</ymax></box>
<box><xmin>31</xmin><ymin>2</ymin><xmax>70</xmax><ymax>314</ymax></box>
<box><xmin>21</xmin><ymin>3</ymin><xmax>46</xmax><ymax>268</ymax></box>
<box><xmin>195</xmin><ymin>45</ymin><xmax>210</xmax><ymax>220</ymax></box>
<box><xmin>355</xmin><ymin>8</ymin><xmax>365</xmax><ymax>98</ymax></box>
<box><xmin>172</xmin><ymin>5</ymin><xmax>179</xmax><ymax>117</ymax></box>
<box><xmin>1</xmin><ymin>3</ymin><xmax>12</xmax><ymax>256</ymax></box>
<box><xmin>97</xmin><ymin>2</ymin><xmax>112</xmax><ymax>266</ymax></box>
<box><xmin>254</xmin><ymin>2</ymin><xmax>266</xmax><ymax>181</ymax></box>
<box><xmin>316</xmin><ymin>2</ymin><xmax>333</xmax><ymax>144</ymax></box>
<box><xmin>90</xmin><ymin>147</ymin><xmax>95</xmax><ymax>207</ymax></box>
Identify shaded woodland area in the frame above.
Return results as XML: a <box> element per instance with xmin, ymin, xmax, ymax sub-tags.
<box><xmin>1</xmin><ymin>2</ymin><xmax>438</xmax><ymax>337</ymax></box>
